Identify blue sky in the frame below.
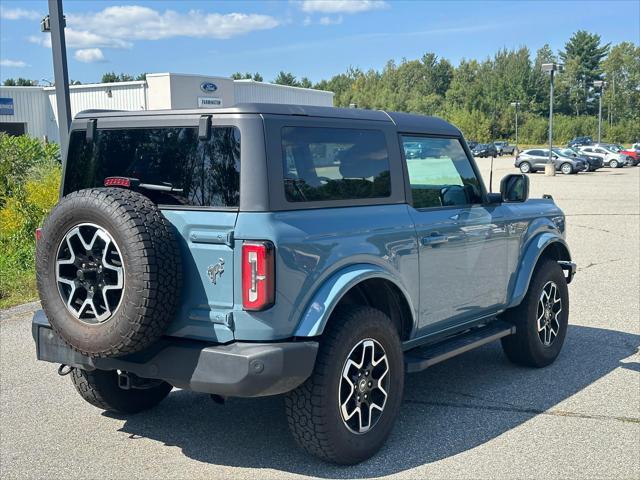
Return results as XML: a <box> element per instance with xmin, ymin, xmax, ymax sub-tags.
<box><xmin>1</xmin><ymin>0</ymin><xmax>638</xmax><ymax>84</ymax></box>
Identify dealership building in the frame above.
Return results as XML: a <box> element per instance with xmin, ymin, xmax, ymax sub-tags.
<box><xmin>0</xmin><ymin>73</ymin><xmax>334</xmax><ymax>142</ymax></box>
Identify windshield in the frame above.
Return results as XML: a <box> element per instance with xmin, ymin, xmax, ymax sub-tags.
<box><xmin>552</xmin><ymin>148</ymin><xmax>573</xmax><ymax>158</ymax></box>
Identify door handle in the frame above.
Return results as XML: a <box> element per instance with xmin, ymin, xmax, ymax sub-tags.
<box><xmin>421</xmin><ymin>234</ymin><xmax>449</xmax><ymax>246</ymax></box>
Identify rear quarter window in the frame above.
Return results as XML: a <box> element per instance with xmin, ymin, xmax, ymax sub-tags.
<box><xmin>281</xmin><ymin>126</ymin><xmax>391</xmax><ymax>202</ymax></box>
<box><xmin>64</xmin><ymin>126</ymin><xmax>240</xmax><ymax>208</ymax></box>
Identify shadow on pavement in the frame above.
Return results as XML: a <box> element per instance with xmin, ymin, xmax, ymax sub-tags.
<box><xmin>112</xmin><ymin>325</ymin><xmax>639</xmax><ymax>477</ymax></box>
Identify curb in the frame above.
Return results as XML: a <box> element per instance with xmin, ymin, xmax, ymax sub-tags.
<box><xmin>0</xmin><ymin>301</ymin><xmax>41</xmax><ymax>320</ymax></box>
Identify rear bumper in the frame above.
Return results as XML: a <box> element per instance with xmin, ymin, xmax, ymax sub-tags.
<box><xmin>32</xmin><ymin>310</ymin><xmax>318</xmax><ymax>397</ymax></box>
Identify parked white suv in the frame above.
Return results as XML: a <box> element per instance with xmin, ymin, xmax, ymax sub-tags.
<box><xmin>578</xmin><ymin>145</ymin><xmax>627</xmax><ymax>168</ymax></box>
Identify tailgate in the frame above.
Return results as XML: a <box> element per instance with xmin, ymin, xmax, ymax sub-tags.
<box><xmin>161</xmin><ymin>209</ymin><xmax>238</xmax><ymax>343</ymax></box>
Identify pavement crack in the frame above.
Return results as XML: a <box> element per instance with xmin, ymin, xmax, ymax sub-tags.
<box><xmin>571</xmin><ymin>223</ymin><xmax>633</xmax><ymax>240</ymax></box>
<box><xmin>404</xmin><ymin>398</ymin><xmax>640</xmax><ymax>424</ymax></box>
<box><xmin>577</xmin><ymin>257</ymin><xmax>622</xmax><ymax>272</ymax></box>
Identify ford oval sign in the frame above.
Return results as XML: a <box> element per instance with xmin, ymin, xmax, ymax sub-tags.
<box><xmin>200</xmin><ymin>82</ymin><xmax>218</xmax><ymax>93</ymax></box>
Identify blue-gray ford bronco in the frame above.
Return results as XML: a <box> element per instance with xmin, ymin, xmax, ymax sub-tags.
<box><xmin>33</xmin><ymin>104</ymin><xmax>575</xmax><ymax>464</ymax></box>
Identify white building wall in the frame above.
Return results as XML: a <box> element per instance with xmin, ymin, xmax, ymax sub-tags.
<box><xmin>0</xmin><ymin>87</ymin><xmax>52</xmax><ymax>139</ymax></box>
<box><xmin>233</xmin><ymin>80</ymin><xmax>334</xmax><ymax>106</ymax></box>
<box><xmin>45</xmin><ymin>81</ymin><xmax>147</xmax><ymax>141</ymax></box>
<box><xmin>1</xmin><ymin>73</ymin><xmax>334</xmax><ymax>142</ymax></box>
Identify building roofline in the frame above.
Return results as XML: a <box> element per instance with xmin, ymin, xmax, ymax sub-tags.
<box><xmin>233</xmin><ymin>79</ymin><xmax>335</xmax><ymax>96</ymax></box>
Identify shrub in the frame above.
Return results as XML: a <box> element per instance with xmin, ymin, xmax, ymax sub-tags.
<box><xmin>0</xmin><ymin>134</ymin><xmax>60</xmax><ymax>307</ymax></box>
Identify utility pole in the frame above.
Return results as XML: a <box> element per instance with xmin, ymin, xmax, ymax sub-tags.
<box><xmin>541</xmin><ymin>63</ymin><xmax>563</xmax><ymax>176</ymax></box>
<box><xmin>41</xmin><ymin>0</ymin><xmax>71</xmax><ymax>157</ymax></box>
<box><xmin>510</xmin><ymin>101</ymin><xmax>520</xmax><ymax>152</ymax></box>
<box><xmin>594</xmin><ymin>80</ymin><xmax>606</xmax><ymax>144</ymax></box>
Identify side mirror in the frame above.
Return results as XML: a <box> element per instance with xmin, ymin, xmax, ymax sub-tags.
<box><xmin>500</xmin><ymin>174</ymin><xmax>529</xmax><ymax>202</ymax></box>
<box><xmin>552</xmin><ymin>154</ymin><xmax>558</xmax><ymax>159</ymax></box>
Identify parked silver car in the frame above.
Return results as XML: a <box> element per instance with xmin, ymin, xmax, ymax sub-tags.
<box><xmin>577</xmin><ymin>145</ymin><xmax>627</xmax><ymax>168</ymax></box>
<box><xmin>515</xmin><ymin>148</ymin><xmax>586</xmax><ymax>174</ymax></box>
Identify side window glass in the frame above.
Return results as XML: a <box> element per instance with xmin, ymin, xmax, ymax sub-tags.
<box><xmin>402</xmin><ymin>136</ymin><xmax>482</xmax><ymax>209</ymax></box>
<box><xmin>282</xmin><ymin>127</ymin><xmax>391</xmax><ymax>202</ymax></box>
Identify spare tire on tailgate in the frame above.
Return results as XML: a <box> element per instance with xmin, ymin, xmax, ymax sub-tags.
<box><xmin>36</xmin><ymin>188</ymin><xmax>182</xmax><ymax>358</ymax></box>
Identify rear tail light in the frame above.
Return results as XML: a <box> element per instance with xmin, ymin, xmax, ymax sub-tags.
<box><xmin>242</xmin><ymin>241</ymin><xmax>275</xmax><ymax>311</ymax></box>
<box><xmin>104</xmin><ymin>176</ymin><xmax>138</xmax><ymax>188</ymax></box>
<box><xmin>35</xmin><ymin>228</ymin><xmax>42</xmax><ymax>243</ymax></box>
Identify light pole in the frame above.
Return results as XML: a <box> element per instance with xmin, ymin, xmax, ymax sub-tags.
<box><xmin>594</xmin><ymin>80</ymin><xmax>606</xmax><ymax>144</ymax></box>
<box><xmin>541</xmin><ymin>63</ymin><xmax>564</xmax><ymax>176</ymax></box>
<box><xmin>510</xmin><ymin>101</ymin><xmax>520</xmax><ymax>152</ymax></box>
<box><xmin>41</xmin><ymin>0</ymin><xmax>71</xmax><ymax>158</ymax></box>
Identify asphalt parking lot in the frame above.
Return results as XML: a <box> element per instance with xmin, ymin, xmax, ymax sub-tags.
<box><xmin>1</xmin><ymin>158</ymin><xmax>638</xmax><ymax>479</ymax></box>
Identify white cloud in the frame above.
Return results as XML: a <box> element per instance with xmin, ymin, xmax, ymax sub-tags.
<box><xmin>27</xmin><ymin>4</ymin><xmax>280</xmax><ymax>63</ymax></box>
<box><xmin>29</xmin><ymin>30</ymin><xmax>132</xmax><ymax>49</ymax></box>
<box><xmin>300</xmin><ymin>0</ymin><xmax>387</xmax><ymax>14</ymax></box>
<box><xmin>319</xmin><ymin>16</ymin><xmax>344</xmax><ymax>25</ymax></box>
<box><xmin>0</xmin><ymin>6</ymin><xmax>41</xmax><ymax>21</ymax></box>
<box><xmin>66</xmin><ymin>5</ymin><xmax>279</xmax><ymax>41</ymax></box>
<box><xmin>74</xmin><ymin>48</ymin><xmax>106</xmax><ymax>63</ymax></box>
<box><xmin>0</xmin><ymin>59</ymin><xmax>30</xmax><ymax>68</ymax></box>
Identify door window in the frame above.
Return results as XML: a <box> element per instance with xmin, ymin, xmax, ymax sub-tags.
<box><xmin>401</xmin><ymin>136</ymin><xmax>483</xmax><ymax>209</ymax></box>
<box><xmin>281</xmin><ymin>127</ymin><xmax>391</xmax><ymax>202</ymax></box>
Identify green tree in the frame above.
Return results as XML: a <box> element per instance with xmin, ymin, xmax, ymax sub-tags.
<box><xmin>101</xmin><ymin>72</ymin><xmax>135</xmax><ymax>83</ymax></box>
<box><xmin>559</xmin><ymin>31</ymin><xmax>610</xmax><ymax>115</ymax></box>
<box><xmin>601</xmin><ymin>42</ymin><xmax>640</xmax><ymax>128</ymax></box>
<box><xmin>3</xmin><ymin>78</ymin><xmax>38</xmax><ymax>86</ymax></box>
<box><xmin>273</xmin><ymin>71</ymin><xmax>300</xmax><ymax>86</ymax></box>
<box><xmin>299</xmin><ymin>77</ymin><xmax>313</xmax><ymax>89</ymax></box>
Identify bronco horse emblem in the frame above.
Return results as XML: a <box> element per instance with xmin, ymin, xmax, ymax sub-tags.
<box><xmin>207</xmin><ymin>258</ymin><xmax>225</xmax><ymax>285</ymax></box>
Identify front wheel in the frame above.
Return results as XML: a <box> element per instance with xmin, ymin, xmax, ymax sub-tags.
<box><xmin>519</xmin><ymin>162</ymin><xmax>532</xmax><ymax>174</ymax></box>
<box><xmin>285</xmin><ymin>306</ymin><xmax>404</xmax><ymax>465</ymax></box>
<box><xmin>501</xmin><ymin>260</ymin><xmax>569</xmax><ymax>367</ymax></box>
<box><xmin>71</xmin><ymin>368</ymin><xmax>172</xmax><ymax>414</ymax></box>
<box><xmin>609</xmin><ymin>159</ymin><xmax>619</xmax><ymax>169</ymax></box>
<box><xmin>561</xmin><ymin>163</ymin><xmax>573</xmax><ymax>175</ymax></box>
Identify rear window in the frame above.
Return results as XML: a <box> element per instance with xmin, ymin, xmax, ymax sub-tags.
<box><xmin>64</xmin><ymin>126</ymin><xmax>240</xmax><ymax>208</ymax></box>
<box><xmin>281</xmin><ymin>127</ymin><xmax>391</xmax><ymax>203</ymax></box>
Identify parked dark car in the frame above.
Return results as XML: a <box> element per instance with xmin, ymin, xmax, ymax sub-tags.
<box><xmin>494</xmin><ymin>141</ymin><xmax>516</xmax><ymax>155</ymax></box>
<box><xmin>567</xmin><ymin>136</ymin><xmax>593</xmax><ymax>148</ymax></box>
<box><xmin>515</xmin><ymin>148</ymin><xmax>586</xmax><ymax>174</ymax></box>
<box><xmin>558</xmin><ymin>148</ymin><xmax>603</xmax><ymax>171</ymax></box>
<box><xmin>467</xmin><ymin>140</ymin><xmax>478</xmax><ymax>150</ymax></box>
<box><xmin>472</xmin><ymin>143</ymin><xmax>498</xmax><ymax>157</ymax></box>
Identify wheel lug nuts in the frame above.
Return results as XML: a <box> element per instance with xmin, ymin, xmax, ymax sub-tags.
<box><xmin>368</xmin><ymin>382</ymin><xmax>372</xmax><ymax>387</ymax></box>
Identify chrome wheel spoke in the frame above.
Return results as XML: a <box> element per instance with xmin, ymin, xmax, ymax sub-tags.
<box><xmin>537</xmin><ymin>281</ymin><xmax>562</xmax><ymax>347</ymax></box>
<box><xmin>55</xmin><ymin>223</ymin><xmax>125</xmax><ymax>324</ymax></box>
<box><xmin>339</xmin><ymin>338</ymin><xmax>390</xmax><ymax>434</ymax></box>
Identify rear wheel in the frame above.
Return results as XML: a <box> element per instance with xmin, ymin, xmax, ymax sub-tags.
<box><xmin>71</xmin><ymin>368</ymin><xmax>172</xmax><ymax>414</ymax></box>
<box><xmin>519</xmin><ymin>162</ymin><xmax>532</xmax><ymax>174</ymax></box>
<box><xmin>285</xmin><ymin>306</ymin><xmax>404</xmax><ymax>465</ymax></box>
<box><xmin>501</xmin><ymin>260</ymin><xmax>569</xmax><ymax>367</ymax></box>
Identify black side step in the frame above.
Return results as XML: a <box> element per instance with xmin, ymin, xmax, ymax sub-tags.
<box><xmin>404</xmin><ymin>320</ymin><xmax>516</xmax><ymax>373</ymax></box>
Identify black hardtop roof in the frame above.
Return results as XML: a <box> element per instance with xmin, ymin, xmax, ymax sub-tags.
<box><xmin>75</xmin><ymin>103</ymin><xmax>461</xmax><ymax>136</ymax></box>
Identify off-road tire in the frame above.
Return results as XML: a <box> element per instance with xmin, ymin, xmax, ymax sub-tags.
<box><xmin>285</xmin><ymin>306</ymin><xmax>404</xmax><ymax>465</ymax></box>
<box><xmin>501</xmin><ymin>259</ymin><xmax>569</xmax><ymax>367</ymax></box>
<box><xmin>36</xmin><ymin>188</ymin><xmax>181</xmax><ymax>358</ymax></box>
<box><xmin>71</xmin><ymin>368</ymin><xmax>172</xmax><ymax>414</ymax></box>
